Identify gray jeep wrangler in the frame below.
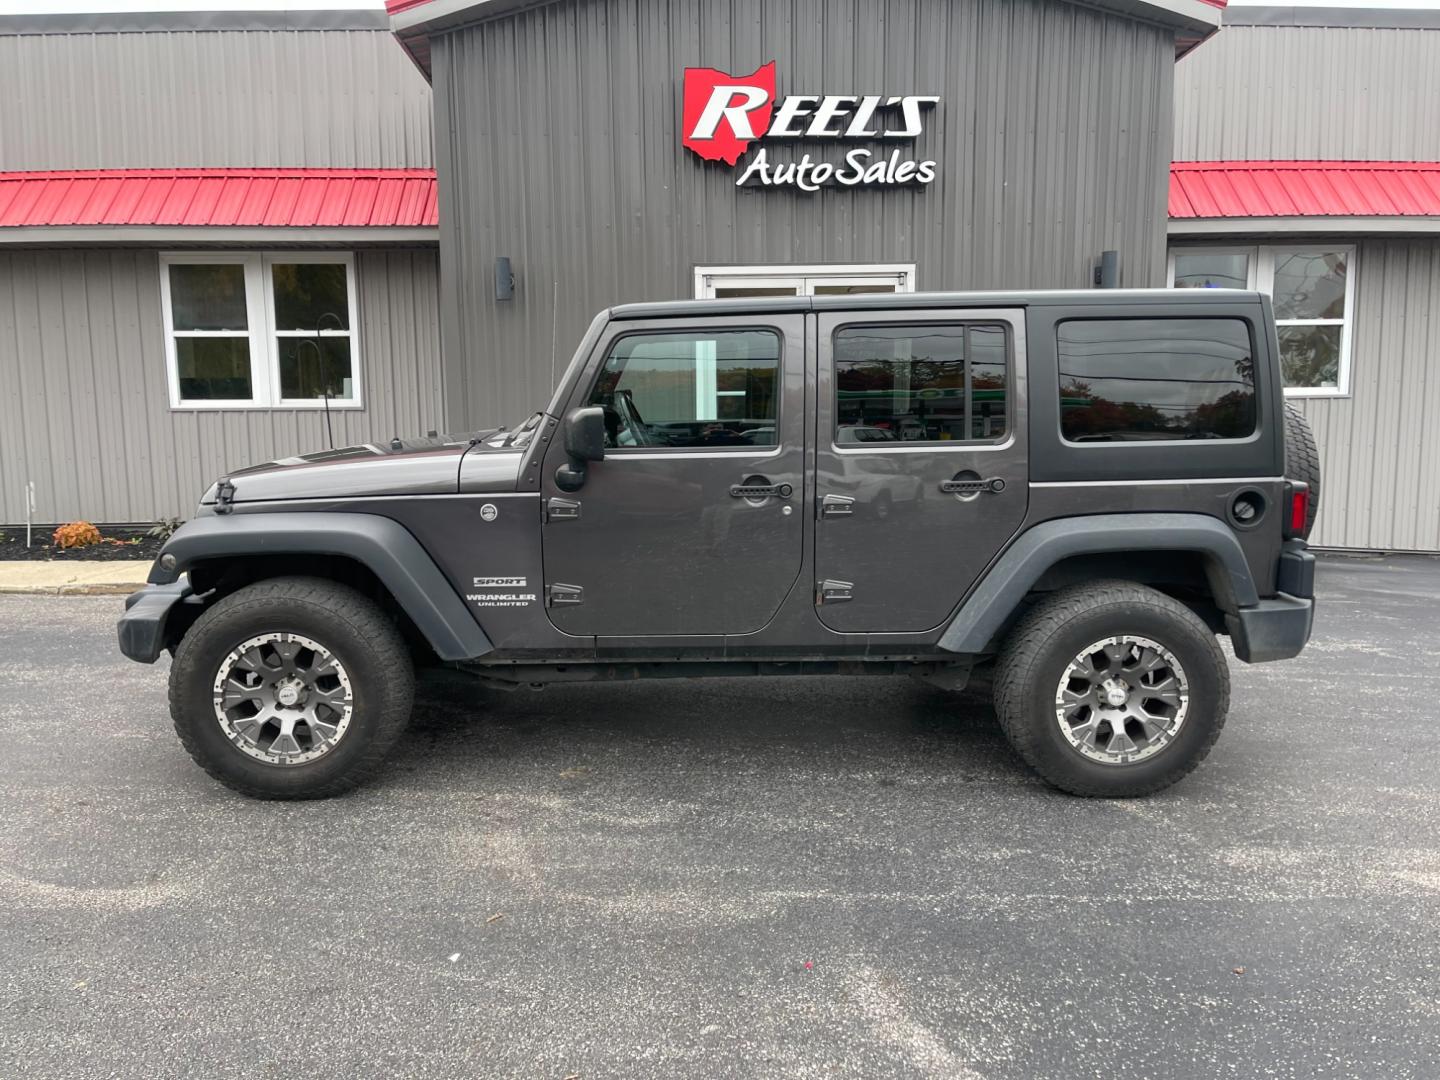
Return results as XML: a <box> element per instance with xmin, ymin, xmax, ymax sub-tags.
<box><xmin>119</xmin><ymin>290</ymin><xmax>1319</xmax><ymax>800</ymax></box>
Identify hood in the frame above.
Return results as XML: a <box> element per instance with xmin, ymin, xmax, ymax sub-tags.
<box><xmin>201</xmin><ymin>431</ymin><xmax>519</xmax><ymax>505</ymax></box>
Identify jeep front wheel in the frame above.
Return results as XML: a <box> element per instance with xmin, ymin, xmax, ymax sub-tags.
<box><xmin>993</xmin><ymin>582</ymin><xmax>1229</xmax><ymax>797</ymax></box>
<box><xmin>168</xmin><ymin>577</ymin><xmax>415</xmax><ymax>799</ymax></box>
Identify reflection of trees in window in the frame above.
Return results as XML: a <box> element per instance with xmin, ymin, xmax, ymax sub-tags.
<box><xmin>910</xmin><ymin>356</ymin><xmax>967</xmax><ymax>391</ymax></box>
<box><xmin>838</xmin><ymin>354</ymin><xmax>964</xmax><ymax>434</ymax></box>
<box><xmin>837</xmin><ymin>355</ymin><xmax>963</xmax><ymax>391</ymax></box>
<box><xmin>1059</xmin><ymin>379</ymin><xmax>1169</xmax><ymax>438</ymax></box>
<box><xmin>1278</xmin><ymin>326</ymin><xmax>1340</xmax><ymax>389</ymax></box>
<box><xmin>1058</xmin><ymin>319</ymin><xmax>1256</xmax><ymax>441</ymax></box>
<box><xmin>1061</xmin><ymin>377</ymin><xmax>1254</xmax><ymax>440</ymax></box>
<box><xmin>835</xmin><ymin>360</ymin><xmax>895</xmax><ymax>391</ymax></box>
<box><xmin>1191</xmin><ymin>390</ymin><xmax>1254</xmax><ymax>435</ymax></box>
<box><xmin>272</xmin><ymin>264</ymin><xmax>349</xmax><ymax>330</ymax></box>
<box><xmin>834</xmin><ymin>325</ymin><xmax>1009</xmax><ymax>440</ymax></box>
<box><xmin>1273</xmin><ymin>252</ymin><xmax>1347</xmax><ymax>320</ymax></box>
<box><xmin>716</xmin><ymin>365</ymin><xmax>777</xmax><ymax>419</ymax></box>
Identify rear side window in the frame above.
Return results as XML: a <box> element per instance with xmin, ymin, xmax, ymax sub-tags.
<box><xmin>834</xmin><ymin>323</ymin><xmax>1009</xmax><ymax>444</ymax></box>
<box><xmin>1057</xmin><ymin>318</ymin><xmax>1256</xmax><ymax>443</ymax></box>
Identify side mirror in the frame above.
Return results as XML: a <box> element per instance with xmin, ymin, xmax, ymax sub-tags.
<box><xmin>555</xmin><ymin>406</ymin><xmax>606</xmax><ymax>492</ymax></box>
<box><xmin>563</xmin><ymin>406</ymin><xmax>607</xmax><ymax>462</ymax></box>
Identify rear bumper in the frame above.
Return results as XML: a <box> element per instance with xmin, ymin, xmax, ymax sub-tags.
<box><xmin>1225</xmin><ymin>541</ymin><xmax>1314</xmax><ymax>664</ymax></box>
<box><xmin>117</xmin><ymin>580</ymin><xmax>193</xmax><ymax>663</ymax></box>
<box><xmin>1226</xmin><ymin>593</ymin><xmax>1313</xmax><ymax>663</ymax></box>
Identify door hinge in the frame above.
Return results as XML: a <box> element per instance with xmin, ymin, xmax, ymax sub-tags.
<box><xmin>819</xmin><ymin>493</ymin><xmax>855</xmax><ymax>517</ymax></box>
<box><xmin>546</xmin><ymin>583</ymin><xmax>584</xmax><ymax>607</ymax></box>
<box><xmin>544</xmin><ymin>497</ymin><xmax>581</xmax><ymax>523</ymax></box>
<box><xmin>818</xmin><ymin>579</ymin><xmax>854</xmax><ymax>604</ymax></box>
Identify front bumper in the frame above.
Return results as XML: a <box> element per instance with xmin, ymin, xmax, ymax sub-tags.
<box><xmin>117</xmin><ymin>580</ymin><xmax>194</xmax><ymax>663</ymax></box>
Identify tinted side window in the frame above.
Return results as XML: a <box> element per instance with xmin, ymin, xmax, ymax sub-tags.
<box><xmin>589</xmin><ymin>329</ymin><xmax>781</xmax><ymax>448</ymax></box>
<box><xmin>834</xmin><ymin>324</ymin><xmax>1009</xmax><ymax>444</ymax></box>
<box><xmin>1057</xmin><ymin>318</ymin><xmax>1256</xmax><ymax>443</ymax></box>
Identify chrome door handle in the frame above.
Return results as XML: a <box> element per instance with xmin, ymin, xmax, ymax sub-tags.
<box><xmin>940</xmin><ymin>477</ymin><xmax>1007</xmax><ymax>495</ymax></box>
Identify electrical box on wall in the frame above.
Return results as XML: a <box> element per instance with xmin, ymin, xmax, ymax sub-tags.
<box><xmin>495</xmin><ymin>257</ymin><xmax>515</xmax><ymax>301</ymax></box>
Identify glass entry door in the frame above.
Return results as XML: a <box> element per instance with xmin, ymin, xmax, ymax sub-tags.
<box><xmin>695</xmin><ymin>264</ymin><xmax>916</xmax><ymax>299</ymax></box>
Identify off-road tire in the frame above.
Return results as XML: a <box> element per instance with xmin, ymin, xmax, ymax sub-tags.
<box><xmin>1283</xmin><ymin>402</ymin><xmax>1321</xmax><ymax>539</ymax></box>
<box><xmin>169</xmin><ymin>576</ymin><xmax>414</xmax><ymax>799</ymax></box>
<box><xmin>993</xmin><ymin>581</ymin><xmax>1230</xmax><ymax>797</ymax></box>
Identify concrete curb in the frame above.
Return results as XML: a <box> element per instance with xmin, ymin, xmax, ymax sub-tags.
<box><xmin>0</xmin><ymin>560</ymin><xmax>149</xmax><ymax>596</ymax></box>
<box><xmin>0</xmin><ymin>583</ymin><xmax>142</xmax><ymax>596</ymax></box>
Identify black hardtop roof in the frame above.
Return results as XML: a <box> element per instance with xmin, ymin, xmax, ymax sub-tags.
<box><xmin>608</xmin><ymin>288</ymin><xmax>1264</xmax><ymax>320</ymax></box>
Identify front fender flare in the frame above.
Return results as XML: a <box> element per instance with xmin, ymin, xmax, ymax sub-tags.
<box><xmin>149</xmin><ymin>512</ymin><xmax>493</xmax><ymax>661</ymax></box>
<box><xmin>937</xmin><ymin>512</ymin><xmax>1260</xmax><ymax>655</ymax></box>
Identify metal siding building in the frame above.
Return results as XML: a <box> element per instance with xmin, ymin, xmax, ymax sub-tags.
<box><xmin>0</xmin><ymin>13</ymin><xmax>443</xmax><ymax>523</ymax></box>
<box><xmin>1324</xmin><ymin>238</ymin><xmax>1440</xmax><ymax>550</ymax></box>
<box><xmin>0</xmin><ymin>14</ymin><xmax>434</xmax><ymax>170</ymax></box>
<box><xmin>2</xmin><ymin>0</ymin><xmax>1237</xmax><ymax>525</ymax></box>
<box><xmin>0</xmin><ymin>248</ymin><xmax>443</xmax><ymax>523</ymax></box>
<box><xmin>1172</xmin><ymin>7</ymin><xmax>1440</xmax><ymax>552</ymax></box>
<box><xmin>1173</xmin><ymin>14</ymin><xmax>1440</xmax><ymax>163</ymax></box>
<box><xmin>424</xmin><ymin>0</ymin><xmax>1191</xmax><ymax>429</ymax></box>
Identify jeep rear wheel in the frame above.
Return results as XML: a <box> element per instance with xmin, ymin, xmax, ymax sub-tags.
<box><xmin>993</xmin><ymin>582</ymin><xmax>1229</xmax><ymax>797</ymax></box>
<box><xmin>169</xmin><ymin>577</ymin><xmax>414</xmax><ymax>799</ymax></box>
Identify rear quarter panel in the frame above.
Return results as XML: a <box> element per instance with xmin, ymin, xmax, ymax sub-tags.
<box><xmin>1025</xmin><ymin>295</ymin><xmax>1284</xmax><ymax>483</ymax></box>
<box><xmin>1021</xmin><ymin>294</ymin><xmax>1286</xmax><ymax>597</ymax></box>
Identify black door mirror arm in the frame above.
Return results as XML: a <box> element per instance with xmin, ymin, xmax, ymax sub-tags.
<box><xmin>554</xmin><ymin>461</ymin><xmax>588</xmax><ymax>492</ymax></box>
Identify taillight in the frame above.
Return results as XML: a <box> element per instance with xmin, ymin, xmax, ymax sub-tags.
<box><xmin>1284</xmin><ymin>482</ymin><xmax>1309</xmax><ymax>540</ymax></box>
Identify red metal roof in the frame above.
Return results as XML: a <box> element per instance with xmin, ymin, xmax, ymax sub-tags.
<box><xmin>1170</xmin><ymin>161</ymin><xmax>1440</xmax><ymax>219</ymax></box>
<box><xmin>0</xmin><ymin>169</ymin><xmax>438</xmax><ymax>229</ymax></box>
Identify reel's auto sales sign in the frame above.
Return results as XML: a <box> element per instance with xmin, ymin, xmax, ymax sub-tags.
<box><xmin>682</xmin><ymin>61</ymin><xmax>939</xmax><ymax>191</ymax></box>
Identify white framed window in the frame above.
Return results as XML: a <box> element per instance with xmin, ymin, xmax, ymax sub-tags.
<box><xmin>1167</xmin><ymin>244</ymin><xmax>1356</xmax><ymax>398</ymax></box>
<box><xmin>160</xmin><ymin>252</ymin><xmax>361</xmax><ymax>410</ymax></box>
<box><xmin>694</xmin><ymin>263</ymin><xmax>917</xmax><ymax>299</ymax></box>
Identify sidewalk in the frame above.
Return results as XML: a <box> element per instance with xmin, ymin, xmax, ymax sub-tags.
<box><xmin>0</xmin><ymin>560</ymin><xmax>149</xmax><ymax>595</ymax></box>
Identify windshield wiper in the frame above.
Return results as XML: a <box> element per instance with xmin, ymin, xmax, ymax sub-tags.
<box><xmin>502</xmin><ymin>413</ymin><xmax>543</xmax><ymax>448</ymax></box>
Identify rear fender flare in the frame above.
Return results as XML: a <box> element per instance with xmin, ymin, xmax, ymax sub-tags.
<box><xmin>937</xmin><ymin>512</ymin><xmax>1260</xmax><ymax>655</ymax></box>
<box><xmin>149</xmin><ymin>512</ymin><xmax>493</xmax><ymax>661</ymax></box>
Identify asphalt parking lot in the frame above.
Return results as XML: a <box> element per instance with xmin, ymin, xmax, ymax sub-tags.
<box><xmin>1</xmin><ymin>555</ymin><xmax>1438</xmax><ymax>1079</ymax></box>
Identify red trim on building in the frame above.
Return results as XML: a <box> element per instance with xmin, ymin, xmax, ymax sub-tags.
<box><xmin>385</xmin><ymin>0</ymin><xmax>433</xmax><ymax>14</ymax></box>
<box><xmin>0</xmin><ymin>169</ymin><xmax>439</xmax><ymax>229</ymax></box>
<box><xmin>1170</xmin><ymin>161</ymin><xmax>1440</xmax><ymax>220</ymax></box>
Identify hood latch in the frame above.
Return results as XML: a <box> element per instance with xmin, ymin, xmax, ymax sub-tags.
<box><xmin>214</xmin><ymin>479</ymin><xmax>237</xmax><ymax>515</ymax></box>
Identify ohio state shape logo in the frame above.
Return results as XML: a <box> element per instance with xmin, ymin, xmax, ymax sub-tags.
<box><xmin>682</xmin><ymin>61</ymin><xmax>777</xmax><ymax>166</ymax></box>
<box><xmin>681</xmin><ymin>62</ymin><xmax>939</xmax><ymax>191</ymax></box>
